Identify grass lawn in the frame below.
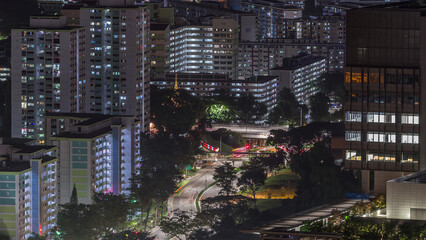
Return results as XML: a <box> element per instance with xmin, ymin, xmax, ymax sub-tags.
<box><xmin>256</xmin><ymin>199</ymin><xmax>283</xmax><ymax>212</ymax></box>
<box><xmin>256</xmin><ymin>169</ymin><xmax>298</xmax><ymax>200</ymax></box>
<box><xmin>202</xmin><ymin>133</ymin><xmax>234</xmax><ymax>152</ymax></box>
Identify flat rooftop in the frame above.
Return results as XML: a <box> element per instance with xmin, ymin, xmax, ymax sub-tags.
<box><xmin>389</xmin><ymin>170</ymin><xmax>426</xmax><ymax>184</ymax></box>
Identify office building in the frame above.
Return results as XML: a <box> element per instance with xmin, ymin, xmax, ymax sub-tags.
<box><xmin>80</xmin><ymin>0</ymin><xmax>150</xmax><ymax>132</ymax></box>
<box><xmin>10</xmin><ymin>16</ymin><xmax>86</xmax><ymax>143</ymax></box>
<box><xmin>152</xmin><ymin>73</ymin><xmax>278</xmax><ymax>112</ymax></box>
<box><xmin>167</xmin><ymin>17</ymin><xmax>239</xmax><ymax>79</ymax></box>
<box><xmin>238</xmin><ymin>39</ymin><xmax>344</xmax><ymax>78</ymax></box>
<box><xmin>271</xmin><ymin>53</ymin><xmax>327</xmax><ymax>104</ymax></box>
<box><xmin>45</xmin><ymin>113</ymin><xmax>142</xmax><ymax>204</ymax></box>
<box><xmin>0</xmin><ymin>138</ymin><xmax>58</xmax><ymax>239</ymax></box>
<box><xmin>344</xmin><ymin>3</ymin><xmax>425</xmax><ymax>193</ymax></box>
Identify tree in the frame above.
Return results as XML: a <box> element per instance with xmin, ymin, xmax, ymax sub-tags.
<box><xmin>0</xmin><ymin>235</ymin><xmax>10</xmax><ymax>240</ymax></box>
<box><xmin>70</xmin><ymin>184</ymin><xmax>78</xmax><ymax>205</ymax></box>
<box><xmin>290</xmin><ymin>141</ymin><xmax>346</xmax><ymax>208</ymax></box>
<box><xmin>317</xmin><ymin>71</ymin><xmax>344</xmax><ymax>105</ymax></box>
<box><xmin>27</xmin><ymin>233</ymin><xmax>46</xmax><ymax>240</ymax></box>
<box><xmin>56</xmin><ymin>202</ymin><xmax>95</xmax><ymax>240</ymax></box>
<box><xmin>150</xmin><ymin>86</ymin><xmax>204</xmax><ymax>135</ymax></box>
<box><xmin>213</xmin><ymin>162</ymin><xmax>237</xmax><ymax>197</ymax></box>
<box><xmin>103</xmin><ymin>231</ymin><xmax>154</xmax><ymax>240</ymax></box>
<box><xmin>235</xmin><ymin>93</ymin><xmax>267</xmax><ymax>124</ymax></box>
<box><xmin>309</xmin><ymin>92</ymin><xmax>329</xmax><ymax>122</ymax></box>
<box><xmin>268</xmin><ymin>88</ymin><xmax>307</xmax><ymax>126</ymax></box>
<box><xmin>256</xmin><ymin>150</ymin><xmax>287</xmax><ymax>174</ymax></box>
<box><xmin>159</xmin><ymin>210</ymin><xmax>197</xmax><ymax>240</ymax></box>
<box><xmin>237</xmin><ymin>161</ymin><xmax>267</xmax><ymax>202</ymax></box>
<box><xmin>91</xmin><ymin>193</ymin><xmax>130</xmax><ymax>236</ymax></box>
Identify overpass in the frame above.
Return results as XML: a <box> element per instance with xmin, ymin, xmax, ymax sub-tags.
<box><xmin>208</xmin><ymin>124</ymin><xmax>288</xmax><ymax>145</ymax></box>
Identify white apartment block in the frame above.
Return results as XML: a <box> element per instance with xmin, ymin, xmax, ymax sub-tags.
<box><xmin>167</xmin><ymin>18</ymin><xmax>239</xmax><ymax>79</ymax></box>
<box><xmin>11</xmin><ymin>16</ymin><xmax>85</xmax><ymax>143</ymax></box>
<box><xmin>80</xmin><ymin>0</ymin><xmax>150</xmax><ymax>132</ymax></box>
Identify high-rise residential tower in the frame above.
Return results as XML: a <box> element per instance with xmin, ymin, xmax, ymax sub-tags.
<box><xmin>11</xmin><ymin>16</ymin><xmax>86</xmax><ymax>143</ymax></box>
<box><xmin>167</xmin><ymin>17</ymin><xmax>239</xmax><ymax>79</ymax></box>
<box><xmin>80</xmin><ymin>0</ymin><xmax>150</xmax><ymax>132</ymax></box>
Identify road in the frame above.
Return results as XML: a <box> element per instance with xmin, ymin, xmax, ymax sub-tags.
<box><xmin>152</xmin><ymin>163</ymin><xmax>219</xmax><ymax>240</ymax></box>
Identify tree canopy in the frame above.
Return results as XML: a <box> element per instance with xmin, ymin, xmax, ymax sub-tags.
<box><xmin>268</xmin><ymin>88</ymin><xmax>307</xmax><ymax>126</ymax></box>
<box><xmin>150</xmin><ymin>86</ymin><xmax>205</xmax><ymax>134</ymax></box>
<box><xmin>309</xmin><ymin>92</ymin><xmax>330</xmax><ymax>122</ymax></box>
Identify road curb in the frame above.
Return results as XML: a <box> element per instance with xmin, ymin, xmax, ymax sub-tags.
<box><xmin>195</xmin><ymin>181</ymin><xmax>218</xmax><ymax>212</ymax></box>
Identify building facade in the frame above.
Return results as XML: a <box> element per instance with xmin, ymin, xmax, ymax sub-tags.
<box><xmin>44</xmin><ymin>113</ymin><xmax>141</xmax><ymax>204</ymax></box>
<box><xmin>0</xmin><ymin>139</ymin><xmax>58</xmax><ymax>239</ymax></box>
<box><xmin>151</xmin><ymin>23</ymin><xmax>170</xmax><ymax>80</ymax></box>
<box><xmin>344</xmin><ymin>4</ymin><xmax>425</xmax><ymax>193</ymax></box>
<box><xmin>167</xmin><ymin>18</ymin><xmax>239</xmax><ymax>79</ymax></box>
<box><xmin>152</xmin><ymin>73</ymin><xmax>278</xmax><ymax>112</ymax></box>
<box><xmin>11</xmin><ymin>16</ymin><xmax>86</xmax><ymax>143</ymax></box>
<box><xmin>270</xmin><ymin>53</ymin><xmax>327</xmax><ymax>104</ymax></box>
<box><xmin>238</xmin><ymin>39</ymin><xmax>344</xmax><ymax>78</ymax></box>
<box><xmin>80</xmin><ymin>1</ymin><xmax>150</xmax><ymax>132</ymax></box>
<box><xmin>240</xmin><ymin>0</ymin><xmax>303</xmax><ymax>39</ymax></box>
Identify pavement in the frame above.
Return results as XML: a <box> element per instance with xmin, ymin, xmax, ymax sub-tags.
<box><xmin>152</xmin><ymin>159</ymin><xmax>245</xmax><ymax>240</ymax></box>
<box><xmin>152</xmin><ymin>162</ymin><xmax>220</xmax><ymax>240</ymax></box>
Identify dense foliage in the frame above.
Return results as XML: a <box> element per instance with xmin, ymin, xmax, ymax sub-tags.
<box><xmin>268</xmin><ymin>88</ymin><xmax>307</xmax><ymax>126</ymax></box>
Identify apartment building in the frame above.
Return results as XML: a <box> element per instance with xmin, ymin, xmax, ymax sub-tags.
<box><xmin>271</xmin><ymin>53</ymin><xmax>327</xmax><ymax>104</ymax></box>
<box><xmin>10</xmin><ymin>16</ymin><xmax>86</xmax><ymax>143</ymax></box>
<box><xmin>152</xmin><ymin>73</ymin><xmax>278</xmax><ymax>112</ymax></box>
<box><xmin>0</xmin><ymin>138</ymin><xmax>58</xmax><ymax>239</ymax></box>
<box><xmin>167</xmin><ymin>17</ymin><xmax>239</xmax><ymax>79</ymax></box>
<box><xmin>44</xmin><ymin>113</ymin><xmax>141</xmax><ymax>204</ymax></box>
<box><xmin>238</xmin><ymin>39</ymin><xmax>344</xmax><ymax>78</ymax></box>
<box><xmin>80</xmin><ymin>0</ymin><xmax>150</xmax><ymax>132</ymax></box>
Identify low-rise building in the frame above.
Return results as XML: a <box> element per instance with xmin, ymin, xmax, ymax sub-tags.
<box><xmin>0</xmin><ymin>138</ymin><xmax>58</xmax><ymax>239</ymax></box>
<box><xmin>387</xmin><ymin>171</ymin><xmax>426</xmax><ymax>220</ymax></box>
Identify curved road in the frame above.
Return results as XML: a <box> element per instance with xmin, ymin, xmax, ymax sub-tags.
<box><xmin>152</xmin><ymin>163</ymin><xmax>219</xmax><ymax>240</ymax></box>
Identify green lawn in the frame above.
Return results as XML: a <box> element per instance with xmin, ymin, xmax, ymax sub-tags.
<box><xmin>256</xmin><ymin>169</ymin><xmax>299</xmax><ymax>200</ymax></box>
<box><xmin>256</xmin><ymin>199</ymin><xmax>283</xmax><ymax>212</ymax></box>
<box><xmin>202</xmin><ymin>133</ymin><xmax>234</xmax><ymax>152</ymax></box>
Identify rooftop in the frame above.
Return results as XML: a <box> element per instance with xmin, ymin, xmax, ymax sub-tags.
<box><xmin>0</xmin><ymin>159</ymin><xmax>31</xmax><ymax>172</ymax></box>
<box><xmin>389</xmin><ymin>170</ymin><xmax>426</xmax><ymax>184</ymax></box>
<box><xmin>52</xmin><ymin>127</ymin><xmax>112</xmax><ymax>139</ymax></box>
<box><xmin>14</xmin><ymin>145</ymin><xmax>57</xmax><ymax>154</ymax></box>
<box><xmin>273</xmin><ymin>53</ymin><xmax>326</xmax><ymax>70</ymax></box>
<box><xmin>150</xmin><ymin>23</ymin><xmax>169</xmax><ymax>31</ymax></box>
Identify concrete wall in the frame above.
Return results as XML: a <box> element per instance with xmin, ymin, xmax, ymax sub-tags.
<box><xmin>361</xmin><ymin>170</ymin><xmax>411</xmax><ymax>193</ymax></box>
<box><xmin>387</xmin><ymin>181</ymin><xmax>426</xmax><ymax>220</ymax></box>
